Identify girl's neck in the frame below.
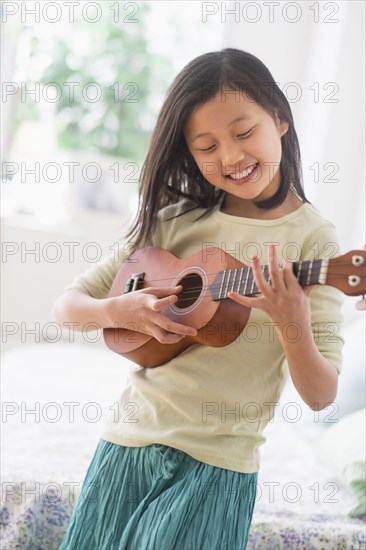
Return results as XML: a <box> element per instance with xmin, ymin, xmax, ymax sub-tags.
<box><xmin>220</xmin><ymin>191</ymin><xmax>304</xmax><ymax>220</ymax></box>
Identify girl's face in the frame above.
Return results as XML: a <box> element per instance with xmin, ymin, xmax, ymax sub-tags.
<box><xmin>184</xmin><ymin>87</ymin><xmax>289</xmax><ymax>214</ymax></box>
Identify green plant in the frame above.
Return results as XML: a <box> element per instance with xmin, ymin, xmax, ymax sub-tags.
<box><xmin>11</xmin><ymin>2</ymin><xmax>173</xmax><ymax>163</ymax></box>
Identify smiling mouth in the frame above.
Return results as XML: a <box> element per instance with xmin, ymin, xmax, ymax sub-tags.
<box><xmin>225</xmin><ymin>163</ymin><xmax>259</xmax><ymax>184</ymax></box>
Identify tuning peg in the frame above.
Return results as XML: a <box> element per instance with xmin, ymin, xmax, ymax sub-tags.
<box><xmin>355</xmin><ymin>244</ymin><xmax>366</xmax><ymax>310</ymax></box>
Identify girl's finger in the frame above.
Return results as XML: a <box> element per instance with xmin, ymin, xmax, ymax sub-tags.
<box><xmin>303</xmin><ymin>284</ymin><xmax>315</xmax><ymax>297</ymax></box>
<box><xmin>158</xmin><ymin>317</ymin><xmax>197</xmax><ymax>336</ymax></box>
<box><xmin>227</xmin><ymin>291</ymin><xmax>264</xmax><ymax>309</ymax></box>
<box><xmin>250</xmin><ymin>255</ymin><xmax>269</xmax><ymax>295</ymax></box>
<box><xmin>268</xmin><ymin>243</ymin><xmax>285</xmax><ymax>291</ymax></box>
<box><xmin>150</xmin><ymin>285</ymin><xmax>183</xmax><ymax>298</ymax></box>
<box><xmin>151</xmin><ymin>325</ymin><xmax>186</xmax><ymax>344</ymax></box>
<box><xmin>149</xmin><ymin>294</ymin><xmax>178</xmax><ymax>312</ymax></box>
<box><xmin>282</xmin><ymin>258</ymin><xmax>300</xmax><ymax>289</ymax></box>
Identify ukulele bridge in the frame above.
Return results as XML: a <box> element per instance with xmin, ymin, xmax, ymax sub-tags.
<box><xmin>124</xmin><ymin>272</ymin><xmax>145</xmax><ymax>293</ymax></box>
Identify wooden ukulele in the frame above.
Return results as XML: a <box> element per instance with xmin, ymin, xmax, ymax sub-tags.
<box><xmin>103</xmin><ymin>246</ymin><xmax>366</xmax><ymax>368</ymax></box>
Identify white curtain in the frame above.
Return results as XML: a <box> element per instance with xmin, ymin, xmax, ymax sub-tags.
<box><xmin>221</xmin><ymin>0</ymin><xmax>365</xmax><ymax>253</ymax></box>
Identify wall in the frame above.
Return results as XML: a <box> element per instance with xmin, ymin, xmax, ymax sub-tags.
<box><xmin>1</xmin><ymin>213</ymin><xmax>125</xmax><ymax>351</ymax></box>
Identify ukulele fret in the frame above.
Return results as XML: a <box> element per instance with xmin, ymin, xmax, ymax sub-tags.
<box><xmin>318</xmin><ymin>259</ymin><xmax>329</xmax><ymax>284</ymax></box>
<box><xmin>224</xmin><ymin>269</ymin><xmax>230</xmax><ymax>297</ymax></box>
<box><xmin>313</xmin><ymin>259</ymin><xmax>320</xmax><ymax>285</ymax></box>
<box><xmin>295</xmin><ymin>259</ymin><xmax>324</xmax><ymax>287</ymax></box>
<box><xmin>250</xmin><ymin>269</ymin><xmax>256</xmax><ymax>294</ymax></box>
<box><xmin>228</xmin><ymin>269</ymin><xmax>233</xmax><ymax>293</ymax></box>
<box><xmin>306</xmin><ymin>260</ymin><xmax>313</xmax><ymax>285</ymax></box>
<box><xmin>218</xmin><ymin>270</ymin><xmax>227</xmax><ymax>300</ymax></box>
<box><xmin>224</xmin><ymin>269</ymin><xmax>230</xmax><ymax>296</ymax></box>
<box><xmin>248</xmin><ymin>265</ymin><xmax>267</xmax><ymax>295</ymax></box>
<box><xmin>233</xmin><ymin>268</ymin><xmax>239</xmax><ymax>293</ymax></box>
<box><xmin>243</xmin><ymin>267</ymin><xmax>250</xmax><ymax>296</ymax></box>
<box><xmin>239</xmin><ymin>267</ymin><xmax>244</xmax><ymax>294</ymax></box>
<box><xmin>296</xmin><ymin>261</ymin><xmax>302</xmax><ymax>282</ymax></box>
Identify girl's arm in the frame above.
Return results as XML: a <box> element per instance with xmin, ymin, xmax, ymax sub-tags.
<box><xmin>275</xmin><ymin>324</ymin><xmax>338</xmax><ymax>411</ymax></box>
<box><xmin>52</xmin><ymin>290</ymin><xmax>116</xmax><ymax>331</ymax></box>
<box><xmin>52</xmin><ymin>287</ymin><xmax>197</xmax><ymax>342</ymax></box>
<box><xmin>228</xmin><ymin>243</ymin><xmax>340</xmax><ymax>411</ymax></box>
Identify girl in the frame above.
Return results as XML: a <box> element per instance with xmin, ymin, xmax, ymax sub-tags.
<box><xmin>55</xmin><ymin>48</ymin><xmax>344</xmax><ymax>549</ymax></box>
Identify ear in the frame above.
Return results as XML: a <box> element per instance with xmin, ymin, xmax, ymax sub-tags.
<box><xmin>279</xmin><ymin>118</ymin><xmax>289</xmax><ymax>138</ymax></box>
<box><xmin>275</xmin><ymin>111</ymin><xmax>289</xmax><ymax>137</ymax></box>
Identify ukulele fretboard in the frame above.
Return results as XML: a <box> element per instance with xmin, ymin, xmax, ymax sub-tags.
<box><xmin>210</xmin><ymin>259</ymin><xmax>329</xmax><ymax>300</ymax></box>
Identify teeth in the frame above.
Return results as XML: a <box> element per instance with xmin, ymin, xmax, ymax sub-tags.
<box><xmin>230</xmin><ymin>164</ymin><xmax>257</xmax><ymax>180</ymax></box>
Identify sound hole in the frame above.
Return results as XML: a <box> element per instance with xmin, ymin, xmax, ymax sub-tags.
<box><xmin>175</xmin><ymin>273</ymin><xmax>202</xmax><ymax>309</ymax></box>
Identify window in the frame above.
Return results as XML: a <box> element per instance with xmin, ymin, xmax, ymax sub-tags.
<box><xmin>1</xmin><ymin>1</ymin><xmax>225</xmax><ymax>226</ymax></box>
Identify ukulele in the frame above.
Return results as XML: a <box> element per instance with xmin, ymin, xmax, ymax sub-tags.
<box><xmin>103</xmin><ymin>246</ymin><xmax>366</xmax><ymax>368</ymax></box>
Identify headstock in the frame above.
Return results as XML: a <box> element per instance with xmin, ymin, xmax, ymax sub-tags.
<box><xmin>327</xmin><ymin>250</ymin><xmax>366</xmax><ymax>296</ymax></box>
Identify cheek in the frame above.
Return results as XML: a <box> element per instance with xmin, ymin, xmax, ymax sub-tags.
<box><xmin>257</xmin><ymin>132</ymin><xmax>283</xmax><ymax>165</ymax></box>
<box><xmin>194</xmin><ymin>155</ymin><xmax>221</xmax><ymax>180</ymax></box>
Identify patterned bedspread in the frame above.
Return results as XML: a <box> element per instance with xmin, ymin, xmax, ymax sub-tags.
<box><xmin>1</xmin><ymin>342</ymin><xmax>365</xmax><ymax>549</ymax></box>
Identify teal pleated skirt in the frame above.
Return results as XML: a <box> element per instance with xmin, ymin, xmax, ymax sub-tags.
<box><xmin>59</xmin><ymin>439</ymin><xmax>258</xmax><ymax>550</ymax></box>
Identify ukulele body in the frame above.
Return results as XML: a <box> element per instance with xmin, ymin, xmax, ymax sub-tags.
<box><xmin>103</xmin><ymin>246</ymin><xmax>252</xmax><ymax>368</ymax></box>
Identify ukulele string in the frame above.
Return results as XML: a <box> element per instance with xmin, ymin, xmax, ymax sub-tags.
<box><xmin>130</xmin><ymin>260</ymin><xmax>366</xmax><ymax>303</ymax></box>
<box><xmin>133</xmin><ymin>261</ymin><xmax>365</xmax><ymax>289</ymax></box>
<box><xmin>128</xmin><ymin>270</ymin><xmax>365</xmax><ymax>306</ymax></box>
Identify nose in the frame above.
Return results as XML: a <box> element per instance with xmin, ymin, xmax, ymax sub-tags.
<box><xmin>220</xmin><ymin>144</ymin><xmax>245</xmax><ymax>172</ymax></box>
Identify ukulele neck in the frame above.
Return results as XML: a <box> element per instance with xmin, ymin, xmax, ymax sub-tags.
<box><xmin>211</xmin><ymin>259</ymin><xmax>328</xmax><ymax>300</ymax></box>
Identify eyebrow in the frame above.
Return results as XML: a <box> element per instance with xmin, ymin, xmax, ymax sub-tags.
<box><xmin>191</xmin><ymin>115</ymin><xmax>252</xmax><ymax>141</ymax></box>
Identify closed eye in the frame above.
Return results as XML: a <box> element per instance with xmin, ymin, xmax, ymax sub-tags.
<box><xmin>238</xmin><ymin>129</ymin><xmax>253</xmax><ymax>138</ymax></box>
<box><xmin>198</xmin><ymin>128</ymin><xmax>254</xmax><ymax>152</ymax></box>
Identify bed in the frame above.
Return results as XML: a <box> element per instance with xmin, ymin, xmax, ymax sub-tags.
<box><xmin>1</xmin><ymin>333</ymin><xmax>365</xmax><ymax>549</ymax></box>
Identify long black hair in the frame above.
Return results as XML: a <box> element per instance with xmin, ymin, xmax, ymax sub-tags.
<box><xmin>124</xmin><ymin>48</ymin><xmax>311</xmax><ymax>253</ymax></box>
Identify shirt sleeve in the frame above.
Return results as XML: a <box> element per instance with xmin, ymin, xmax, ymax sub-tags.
<box><xmin>62</xmin><ymin>200</ymin><xmax>193</xmax><ymax>300</ymax></box>
<box><xmin>64</xmin><ymin>226</ymin><xmax>160</xmax><ymax>300</ymax></box>
<box><xmin>300</xmin><ymin>221</ymin><xmax>345</xmax><ymax>375</ymax></box>
<box><xmin>63</xmin><ymin>243</ymin><xmax>135</xmax><ymax>299</ymax></box>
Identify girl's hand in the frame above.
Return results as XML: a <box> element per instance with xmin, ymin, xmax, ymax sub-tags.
<box><xmin>106</xmin><ymin>285</ymin><xmax>198</xmax><ymax>344</ymax></box>
<box><xmin>227</xmin><ymin>244</ymin><xmax>315</xmax><ymax>339</ymax></box>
